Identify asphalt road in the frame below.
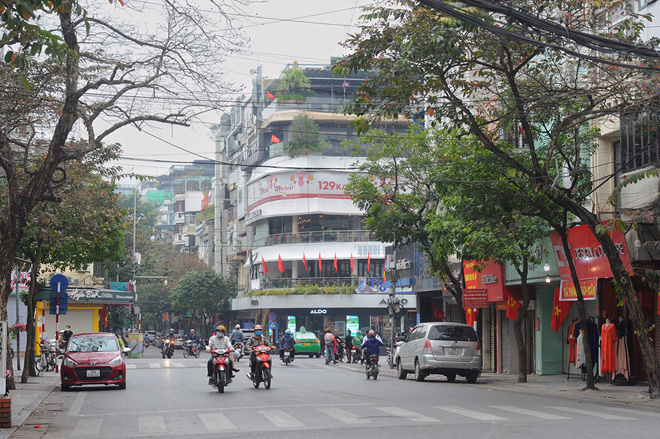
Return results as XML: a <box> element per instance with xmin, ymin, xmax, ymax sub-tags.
<box><xmin>27</xmin><ymin>346</ymin><xmax>660</xmax><ymax>439</ymax></box>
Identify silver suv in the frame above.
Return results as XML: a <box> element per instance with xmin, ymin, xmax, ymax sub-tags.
<box><xmin>396</xmin><ymin>322</ymin><xmax>481</xmax><ymax>383</ymax></box>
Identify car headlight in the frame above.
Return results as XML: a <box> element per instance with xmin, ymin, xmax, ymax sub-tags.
<box><xmin>108</xmin><ymin>356</ymin><xmax>123</xmax><ymax>366</ymax></box>
<box><xmin>63</xmin><ymin>356</ymin><xmax>78</xmax><ymax>367</ymax></box>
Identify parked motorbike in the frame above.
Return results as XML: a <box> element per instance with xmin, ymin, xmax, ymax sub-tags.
<box><xmin>346</xmin><ymin>344</ymin><xmax>358</xmax><ymax>363</ymax></box>
<box><xmin>182</xmin><ymin>340</ymin><xmax>200</xmax><ymax>358</ymax></box>
<box><xmin>161</xmin><ymin>338</ymin><xmax>175</xmax><ymax>359</ymax></box>
<box><xmin>210</xmin><ymin>348</ymin><xmax>233</xmax><ymax>393</ymax></box>
<box><xmin>366</xmin><ymin>354</ymin><xmax>379</xmax><ymax>380</ymax></box>
<box><xmin>247</xmin><ymin>344</ymin><xmax>272</xmax><ymax>389</ymax></box>
<box><xmin>281</xmin><ymin>348</ymin><xmax>294</xmax><ymax>365</ymax></box>
<box><xmin>387</xmin><ymin>339</ymin><xmax>405</xmax><ymax>369</ymax></box>
<box><xmin>232</xmin><ymin>341</ymin><xmax>244</xmax><ymax>362</ymax></box>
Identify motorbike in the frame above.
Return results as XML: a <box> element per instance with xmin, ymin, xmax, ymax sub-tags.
<box><xmin>210</xmin><ymin>348</ymin><xmax>233</xmax><ymax>393</ymax></box>
<box><xmin>387</xmin><ymin>339</ymin><xmax>405</xmax><ymax>369</ymax></box>
<box><xmin>232</xmin><ymin>341</ymin><xmax>244</xmax><ymax>362</ymax></box>
<box><xmin>182</xmin><ymin>340</ymin><xmax>200</xmax><ymax>358</ymax></box>
<box><xmin>366</xmin><ymin>354</ymin><xmax>379</xmax><ymax>380</ymax></box>
<box><xmin>247</xmin><ymin>344</ymin><xmax>272</xmax><ymax>389</ymax></box>
<box><xmin>346</xmin><ymin>344</ymin><xmax>358</xmax><ymax>363</ymax></box>
<box><xmin>144</xmin><ymin>337</ymin><xmax>150</xmax><ymax>348</ymax></box>
<box><xmin>281</xmin><ymin>348</ymin><xmax>294</xmax><ymax>365</ymax></box>
<box><xmin>161</xmin><ymin>338</ymin><xmax>175</xmax><ymax>359</ymax></box>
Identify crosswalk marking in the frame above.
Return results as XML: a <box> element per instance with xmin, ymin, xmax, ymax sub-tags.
<box><xmin>490</xmin><ymin>406</ymin><xmax>570</xmax><ymax>420</ymax></box>
<box><xmin>149</xmin><ymin>363</ymin><xmax>161</xmax><ymax>369</ymax></box>
<box><xmin>546</xmin><ymin>406</ymin><xmax>634</xmax><ymax>420</ymax></box>
<box><xmin>71</xmin><ymin>418</ymin><xmax>103</xmax><ymax>436</ymax></box>
<box><xmin>318</xmin><ymin>407</ymin><xmax>372</xmax><ymax>425</ymax></box>
<box><xmin>435</xmin><ymin>406</ymin><xmax>507</xmax><ymax>421</ymax></box>
<box><xmin>601</xmin><ymin>406</ymin><xmax>660</xmax><ymax>418</ymax></box>
<box><xmin>375</xmin><ymin>407</ymin><xmax>440</xmax><ymax>423</ymax></box>
<box><xmin>126</xmin><ymin>364</ymin><xmax>136</xmax><ymax>369</ymax></box>
<box><xmin>139</xmin><ymin>416</ymin><xmax>167</xmax><ymax>433</ymax></box>
<box><xmin>198</xmin><ymin>413</ymin><xmax>237</xmax><ymax>430</ymax></box>
<box><xmin>261</xmin><ymin>410</ymin><xmax>305</xmax><ymax>428</ymax></box>
<box><xmin>172</xmin><ymin>363</ymin><xmax>186</xmax><ymax>368</ymax></box>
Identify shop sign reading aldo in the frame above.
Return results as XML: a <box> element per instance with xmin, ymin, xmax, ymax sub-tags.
<box><xmin>310</xmin><ymin>309</ymin><xmax>327</xmax><ymax>314</ymax></box>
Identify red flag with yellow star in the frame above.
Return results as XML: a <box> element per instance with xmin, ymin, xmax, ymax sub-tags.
<box><xmin>465</xmin><ymin>307</ymin><xmax>478</xmax><ymax>326</ymax></box>
<box><xmin>552</xmin><ymin>285</ymin><xmax>573</xmax><ymax>331</ymax></box>
<box><xmin>505</xmin><ymin>291</ymin><xmax>521</xmax><ymax>321</ymax></box>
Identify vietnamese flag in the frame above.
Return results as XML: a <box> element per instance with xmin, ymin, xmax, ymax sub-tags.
<box><xmin>333</xmin><ymin>253</ymin><xmax>338</xmax><ymax>273</ymax></box>
<box><xmin>505</xmin><ymin>292</ymin><xmax>521</xmax><ymax>321</ymax></box>
<box><xmin>100</xmin><ymin>305</ymin><xmax>109</xmax><ymax>329</ymax></box>
<box><xmin>350</xmin><ymin>254</ymin><xmax>354</xmax><ymax>272</ymax></box>
<box><xmin>266</xmin><ymin>90</ymin><xmax>275</xmax><ymax>99</ymax></box>
<box><xmin>278</xmin><ymin>254</ymin><xmax>285</xmax><ymax>274</ymax></box>
<box><xmin>302</xmin><ymin>254</ymin><xmax>308</xmax><ymax>272</ymax></box>
<box><xmin>318</xmin><ymin>253</ymin><xmax>323</xmax><ymax>272</ymax></box>
<box><xmin>262</xmin><ymin>256</ymin><xmax>268</xmax><ymax>275</ymax></box>
<box><xmin>271</xmin><ymin>134</ymin><xmax>281</xmax><ymax>144</ymax></box>
<box><xmin>552</xmin><ymin>286</ymin><xmax>573</xmax><ymax>331</ymax></box>
<box><xmin>465</xmin><ymin>307</ymin><xmax>478</xmax><ymax>326</ymax></box>
<box><xmin>367</xmin><ymin>253</ymin><xmax>371</xmax><ymax>274</ymax></box>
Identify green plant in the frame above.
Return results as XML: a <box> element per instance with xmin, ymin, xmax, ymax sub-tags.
<box><xmin>246</xmin><ymin>284</ymin><xmax>355</xmax><ymax>296</ymax></box>
<box><xmin>283</xmin><ymin>114</ymin><xmax>330</xmax><ymax>157</ymax></box>
<box><xmin>276</xmin><ymin>67</ymin><xmax>313</xmax><ymax>103</ymax></box>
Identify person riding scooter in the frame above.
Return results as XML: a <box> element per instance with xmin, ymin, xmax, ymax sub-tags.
<box><xmin>206</xmin><ymin>325</ymin><xmax>239</xmax><ymax>385</ymax></box>
<box><xmin>246</xmin><ymin>324</ymin><xmax>271</xmax><ymax>379</ymax></box>
<box><xmin>361</xmin><ymin>330</ymin><xmax>383</xmax><ymax>370</ymax></box>
<box><xmin>161</xmin><ymin>328</ymin><xmax>176</xmax><ymax>357</ymax></box>
<box><xmin>279</xmin><ymin>329</ymin><xmax>295</xmax><ymax>361</ymax></box>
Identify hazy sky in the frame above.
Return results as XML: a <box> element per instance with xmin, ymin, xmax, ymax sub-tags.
<box><xmin>107</xmin><ymin>0</ymin><xmax>367</xmax><ymax>183</ymax></box>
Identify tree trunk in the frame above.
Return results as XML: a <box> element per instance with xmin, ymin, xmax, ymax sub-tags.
<box><xmin>513</xmin><ymin>259</ymin><xmax>531</xmax><ymax>383</ymax></box>
<box><xmin>21</xmin><ymin>245</ymin><xmax>44</xmax><ymax>382</ymax></box>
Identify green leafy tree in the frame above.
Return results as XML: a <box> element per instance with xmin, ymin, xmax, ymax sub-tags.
<box><xmin>337</xmin><ymin>0</ymin><xmax>660</xmax><ymax>393</ymax></box>
<box><xmin>276</xmin><ymin>67</ymin><xmax>313</xmax><ymax>103</ymax></box>
<box><xmin>170</xmin><ymin>270</ymin><xmax>236</xmax><ymax>326</ymax></box>
<box><xmin>284</xmin><ymin>114</ymin><xmax>330</xmax><ymax>157</ymax></box>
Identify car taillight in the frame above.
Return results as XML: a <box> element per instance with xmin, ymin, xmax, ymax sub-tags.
<box><xmin>476</xmin><ymin>341</ymin><xmax>481</xmax><ymax>356</ymax></box>
<box><xmin>313</xmin><ymin>340</ymin><xmax>319</xmax><ymax>343</ymax></box>
<box><xmin>423</xmin><ymin>339</ymin><xmax>432</xmax><ymax>354</ymax></box>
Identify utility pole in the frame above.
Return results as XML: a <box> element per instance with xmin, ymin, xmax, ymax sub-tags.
<box><xmin>131</xmin><ymin>187</ymin><xmax>138</xmax><ymax>333</ymax></box>
<box><xmin>13</xmin><ymin>267</ymin><xmax>20</xmax><ymax>371</ymax></box>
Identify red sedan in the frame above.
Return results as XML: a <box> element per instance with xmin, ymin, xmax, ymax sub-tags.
<box><xmin>61</xmin><ymin>333</ymin><xmax>129</xmax><ymax>391</ymax></box>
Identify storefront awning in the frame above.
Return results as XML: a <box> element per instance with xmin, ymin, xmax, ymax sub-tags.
<box><xmin>246</xmin><ymin>242</ymin><xmax>386</xmax><ymax>266</ymax></box>
<box><xmin>37</xmin><ymin>288</ymin><xmax>133</xmax><ymax>304</ymax></box>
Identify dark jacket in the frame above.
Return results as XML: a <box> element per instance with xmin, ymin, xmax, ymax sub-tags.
<box><xmin>345</xmin><ymin>335</ymin><xmax>354</xmax><ymax>349</ymax></box>
<box><xmin>280</xmin><ymin>333</ymin><xmax>295</xmax><ymax>350</ymax></box>
<box><xmin>361</xmin><ymin>337</ymin><xmax>383</xmax><ymax>357</ymax></box>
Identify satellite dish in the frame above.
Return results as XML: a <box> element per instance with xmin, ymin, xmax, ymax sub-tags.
<box><xmin>249</xmin><ymin>69</ymin><xmax>255</xmax><ymax>75</ymax></box>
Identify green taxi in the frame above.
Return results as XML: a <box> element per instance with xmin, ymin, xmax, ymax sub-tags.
<box><xmin>294</xmin><ymin>331</ymin><xmax>321</xmax><ymax>358</ymax></box>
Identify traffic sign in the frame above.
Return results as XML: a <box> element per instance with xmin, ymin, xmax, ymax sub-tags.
<box><xmin>49</xmin><ymin>274</ymin><xmax>68</xmax><ymax>293</ymax></box>
<box><xmin>48</xmin><ymin>292</ymin><xmax>68</xmax><ymax>315</ymax></box>
<box><xmin>268</xmin><ymin>312</ymin><xmax>277</xmax><ymax>321</ymax></box>
<box><xmin>268</xmin><ymin>321</ymin><xmax>277</xmax><ymax>329</ymax></box>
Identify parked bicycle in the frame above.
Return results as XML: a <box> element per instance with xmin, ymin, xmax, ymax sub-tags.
<box><xmin>35</xmin><ymin>342</ymin><xmax>57</xmax><ymax>374</ymax></box>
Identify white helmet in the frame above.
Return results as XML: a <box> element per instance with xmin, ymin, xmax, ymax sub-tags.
<box><xmin>235</xmin><ymin>324</ymin><xmax>240</xmax><ymax>329</ymax></box>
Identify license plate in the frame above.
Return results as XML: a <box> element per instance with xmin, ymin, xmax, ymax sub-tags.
<box><xmin>448</xmin><ymin>347</ymin><xmax>460</xmax><ymax>355</ymax></box>
<box><xmin>86</xmin><ymin>369</ymin><xmax>101</xmax><ymax>378</ymax></box>
<box><xmin>304</xmin><ymin>342</ymin><xmax>310</xmax><ymax>346</ymax></box>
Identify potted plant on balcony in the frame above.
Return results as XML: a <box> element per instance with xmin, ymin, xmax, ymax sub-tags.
<box><xmin>284</xmin><ymin>114</ymin><xmax>330</xmax><ymax>157</ymax></box>
<box><xmin>276</xmin><ymin>67</ymin><xmax>313</xmax><ymax>103</ymax></box>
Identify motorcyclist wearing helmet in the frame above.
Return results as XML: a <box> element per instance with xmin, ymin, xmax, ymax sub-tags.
<box><xmin>188</xmin><ymin>329</ymin><xmax>199</xmax><ymax>344</ymax></box>
<box><xmin>279</xmin><ymin>329</ymin><xmax>295</xmax><ymax>361</ymax></box>
<box><xmin>360</xmin><ymin>330</ymin><xmax>383</xmax><ymax>369</ymax></box>
<box><xmin>245</xmin><ymin>324</ymin><xmax>271</xmax><ymax>379</ymax></box>
<box><xmin>161</xmin><ymin>328</ymin><xmax>176</xmax><ymax>356</ymax></box>
<box><xmin>206</xmin><ymin>325</ymin><xmax>239</xmax><ymax>385</ymax></box>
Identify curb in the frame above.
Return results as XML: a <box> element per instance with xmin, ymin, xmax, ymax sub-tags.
<box><xmin>0</xmin><ymin>381</ymin><xmax>59</xmax><ymax>439</ymax></box>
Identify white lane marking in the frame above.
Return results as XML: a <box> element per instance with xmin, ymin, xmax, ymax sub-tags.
<box><xmin>318</xmin><ymin>407</ymin><xmax>372</xmax><ymax>425</ymax></box>
<box><xmin>139</xmin><ymin>416</ymin><xmax>167</xmax><ymax>433</ymax></box>
<box><xmin>172</xmin><ymin>363</ymin><xmax>186</xmax><ymax>368</ymax></box>
<box><xmin>71</xmin><ymin>418</ymin><xmax>103</xmax><ymax>436</ymax></box>
<box><xmin>435</xmin><ymin>406</ymin><xmax>507</xmax><ymax>421</ymax></box>
<box><xmin>296</xmin><ymin>364</ymin><xmax>309</xmax><ymax>368</ymax></box>
<box><xmin>490</xmin><ymin>406</ymin><xmax>571</xmax><ymax>420</ymax></box>
<box><xmin>546</xmin><ymin>406</ymin><xmax>634</xmax><ymax>420</ymax></box>
<box><xmin>67</xmin><ymin>392</ymin><xmax>86</xmax><ymax>417</ymax></box>
<box><xmin>198</xmin><ymin>363</ymin><xmax>208</xmax><ymax>368</ymax></box>
<box><xmin>601</xmin><ymin>406</ymin><xmax>660</xmax><ymax>418</ymax></box>
<box><xmin>126</xmin><ymin>364</ymin><xmax>136</xmax><ymax>369</ymax></box>
<box><xmin>375</xmin><ymin>407</ymin><xmax>440</xmax><ymax>423</ymax></box>
<box><xmin>198</xmin><ymin>412</ymin><xmax>237</xmax><ymax>430</ymax></box>
<box><xmin>260</xmin><ymin>410</ymin><xmax>305</xmax><ymax>428</ymax></box>
<box><xmin>149</xmin><ymin>363</ymin><xmax>161</xmax><ymax>369</ymax></box>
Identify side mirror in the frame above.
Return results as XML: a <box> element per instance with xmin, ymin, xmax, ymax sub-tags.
<box><xmin>123</xmin><ymin>347</ymin><xmax>131</xmax><ymax>355</ymax></box>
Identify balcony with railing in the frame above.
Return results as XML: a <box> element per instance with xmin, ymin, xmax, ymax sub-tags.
<box><xmin>260</xmin><ymin>277</ymin><xmax>356</xmax><ymax>289</ymax></box>
<box><xmin>253</xmin><ymin>230</ymin><xmax>377</xmax><ymax>248</ymax></box>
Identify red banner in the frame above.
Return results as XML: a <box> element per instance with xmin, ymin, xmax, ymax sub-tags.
<box><xmin>462</xmin><ymin>288</ymin><xmax>489</xmax><ymax>308</ymax></box>
<box><xmin>549</xmin><ymin>223</ymin><xmax>632</xmax><ymax>301</ymax></box>
<box><xmin>463</xmin><ymin>260</ymin><xmax>505</xmax><ymax>302</ymax></box>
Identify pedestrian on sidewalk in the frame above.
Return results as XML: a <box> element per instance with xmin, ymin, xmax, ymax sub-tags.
<box><xmin>324</xmin><ymin>328</ymin><xmax>335</xmax><ymax>364</ymax></box>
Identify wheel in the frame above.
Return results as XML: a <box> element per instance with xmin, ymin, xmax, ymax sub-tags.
<box><xmin>182</xmin><ymin>348</ymin><xmax>189</xmax><ymax>358</ymax></box>
<box><xmin>252</xmin><ymin>375</ymin><xmax>260</xmax><ymax>389</ymax></box>
<box><xmin>414</xmin><ymin>360</ymin><xmax>425</xmax><ymax>382</ymax></box>
<box><xmin>118</xmin><ymin>382</ymin><xmax>126</xmax><ymax>390</ymax></box>
<box><xmin>162</xmin><ymin>354</ymin><xmax>166</xmax><ymax>359</ymax></box>
<box><xmin>218</xmin><ymin>371</ymin><xmax>225</xmax><ymax>393</ymax></box>
<box><xmin>263</xmin><ymin>369</ymin><xmax>272</xmax><ymax>389</ymax></box>
<box><xmin>397</xmin><ymin>360</ymin><xmax>408</xmax><ymax>380</ymax></box>
<box><xmin>308</xmin><ymin>354</ymin><xmax>313</xmax><ymax>358</ymax></box>
<box><xmin>194</xmin><ymin>350</ymin><xmax>200</xmax><ymax>358</ymax></box>
<box><xmin>373</xmin><ymin>372</ymin><xmax>378</xmax><ymax>380</ymax></box>
<box><xmin>35</xmin><ymin>356</ymin><xmax>45</xmax><ymax>372</ymax></box>
<box><xmin>466</xmin><ymin>371</ymin><xmax>478</xmax><ymax>384</ymax></box>
<box><xmin>61</xmin><ymin>384</ymin><xmax>70</xmax><ymax>392</ymax></box>
<box><xmin>446</xmin><ymin>373</ymin><xmax>457</xmax><ymax>383</ymax></box>
<box><xmin>315</xmin><ymin>353</ymin><xmax>320</xmax><ymax>358</ymax></box>
<box><xmin>167</xmin><ymin>353</ymin><xmax>172</xmax><ymax>359</ymax></box>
